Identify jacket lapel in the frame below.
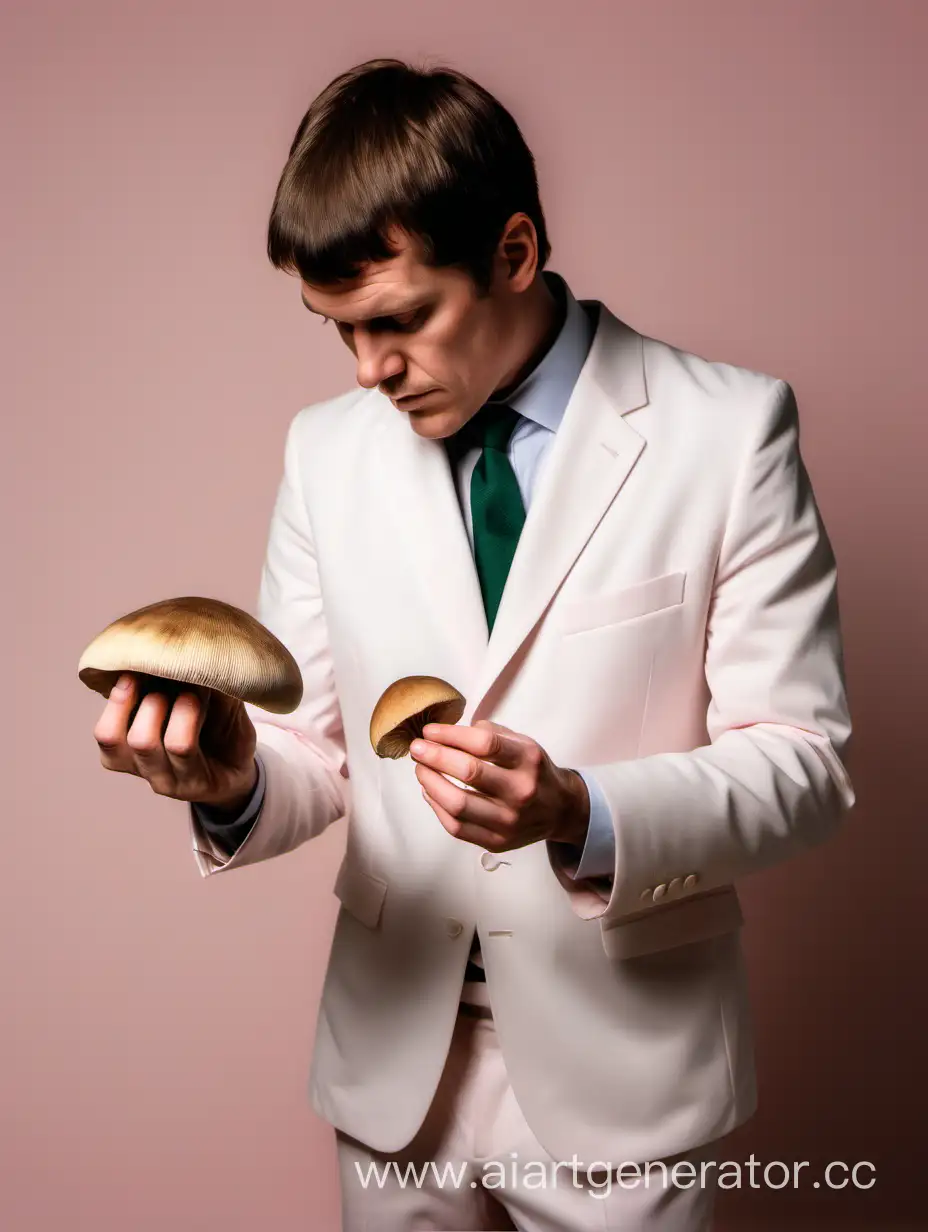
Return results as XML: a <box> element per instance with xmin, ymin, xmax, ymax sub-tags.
<box><xmin>373</xmin><ymin>303</ymin><xmax>650</xmax><ymax>722</ymax></box>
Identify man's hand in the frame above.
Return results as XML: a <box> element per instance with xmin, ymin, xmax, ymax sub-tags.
<box><xmin>409</xmin><ymin>718</ymin><xmax>590</xmax><ymax>853</ymax></box>
<box><xmin>93</xmin><ymin>672</ymin><xmax>259</xmax><ymax>810</ymax></box>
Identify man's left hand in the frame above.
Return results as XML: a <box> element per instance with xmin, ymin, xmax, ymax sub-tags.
<box><xmin>409</xmin><ymin>719</ymin><xmax>589</xmax><ymax>853</ymax></box>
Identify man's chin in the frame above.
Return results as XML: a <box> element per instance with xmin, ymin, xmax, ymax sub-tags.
<box><xmin>406</xmin><ymin>406</ymin><xmax>461</xmax><ymax>438</ymax></box>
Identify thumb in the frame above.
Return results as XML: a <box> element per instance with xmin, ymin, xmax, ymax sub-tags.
<box><xmin>197</xmin><ymin>687</ymin><xmax>248</xmax><ymax>753</ymax></box>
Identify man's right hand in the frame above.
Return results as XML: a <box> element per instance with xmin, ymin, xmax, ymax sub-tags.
<box><xmin>93</xmin><ymin>673</ymin><xmax>259</xmax><ymax>813</ymax></box>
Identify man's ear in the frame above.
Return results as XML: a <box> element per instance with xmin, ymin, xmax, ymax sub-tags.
<box><xmin>495</xmin><ymin>213</ymin><xmax>539</xmax><ymax>288</ymax></box>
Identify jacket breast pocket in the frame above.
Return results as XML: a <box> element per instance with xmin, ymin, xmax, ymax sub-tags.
<box><xmin>556</xmin><ymin>571</ymin><xmax>686</xmax><ymax>637</ymax></box>
<box><xmin>333</xmin><ymin>860</ymin><xmax>388</xmax><ymax>929</ymax></box>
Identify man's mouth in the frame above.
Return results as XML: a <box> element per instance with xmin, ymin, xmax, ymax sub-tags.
<box><xmin>393</xmin><ymin>388</ymin><xmax>437</xmax><ymax>405</ymax></box>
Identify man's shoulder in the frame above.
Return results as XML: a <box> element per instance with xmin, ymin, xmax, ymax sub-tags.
<box><xmin>640</xmin><ymin>328</ymin><xmax>787</xmax><ymax>407</ymax></box>
<box><xmin>289</xmin><ymin>385</ymin><xmax>379</xmax><ymax>443</ymax></box>
<box><xmin>630</xmin><ymin>326</ymin><xmax>795</xmax><ymax>451</ymax></box>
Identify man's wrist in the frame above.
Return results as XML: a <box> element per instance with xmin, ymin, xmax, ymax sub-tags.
<box><xmin>196</xmin><ymin>759</ymin><xmax>259</xmax><ymax>819</ymax></box>
<box><xmin>552</xmin><ymin>768</ymin><xmax>590</xmax><ymax>847</ymax></box>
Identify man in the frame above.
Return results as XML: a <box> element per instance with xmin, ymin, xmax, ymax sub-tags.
<box><xmin>93</xmin><ymin>58</ymin><xmax>855</xmax><ymax>1230</ymax></box>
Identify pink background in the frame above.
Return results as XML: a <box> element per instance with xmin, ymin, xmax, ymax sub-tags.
<box><xmin>3</xmin><ymin>1</ymin><xmax>925</xmax><ymax>1228</ymax></box>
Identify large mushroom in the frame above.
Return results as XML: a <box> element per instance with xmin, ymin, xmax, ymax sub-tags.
<box><xmin>78</xmin><ymin>596</ymin><xmax>303</xmax><ymax>714</ymax></box>
<box><xmin>370</xmin><ymin>675</ymin><xmax>466</xmax><ymax>759</ymax></box>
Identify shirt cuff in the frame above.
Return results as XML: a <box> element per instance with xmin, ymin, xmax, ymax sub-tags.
<box><xmin>193</xmin><ymin>752</ymin><xmax>266</xmax><ymax>838</ymax></box>
<box><xmin>571</xmin><ymin>769</ymin><xmax>616</xmax><ymax>879</ymax></box>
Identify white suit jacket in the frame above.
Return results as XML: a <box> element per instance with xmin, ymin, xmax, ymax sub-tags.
<box><xmin>187</xmin><ymin>297</ymin><xmax>854</xmax><ymax>1167</ymax></box>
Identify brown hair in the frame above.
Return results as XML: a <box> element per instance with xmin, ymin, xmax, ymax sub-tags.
<box><xmin>266</xmin><ymin>58</ymin><xmax>551</xmax><ymax>295</ymax></box>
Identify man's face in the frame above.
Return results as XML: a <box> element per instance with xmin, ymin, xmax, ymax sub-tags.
<box><xmin>299</xmin><ymin>227</ymin><xmax>528</xmax><ymax>439</ymax></box>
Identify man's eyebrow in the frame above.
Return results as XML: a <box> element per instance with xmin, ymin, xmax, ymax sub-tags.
<box><xmin>299</xmin><ymin>294</ymin><xmax>427</xmax><ymax>323</ymax></box>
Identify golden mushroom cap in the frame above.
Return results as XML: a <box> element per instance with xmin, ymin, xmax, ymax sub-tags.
<box><xmin>77</xmin><ymin>596</ymin><xmax>303</xmax><ymax>714</ymax></box>
<box><xmin>370</xmin><ymin>675</ymin><xmax>466</xmax><ymax>759</ymax></box>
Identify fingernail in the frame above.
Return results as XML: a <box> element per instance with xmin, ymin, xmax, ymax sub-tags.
<box><xmin>113</xmin><ymin>674</ymin><xmax>131</xmax><ymax>693</ymax></box>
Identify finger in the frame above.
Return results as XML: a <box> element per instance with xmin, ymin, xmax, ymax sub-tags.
<box><xmin>94</xmin><ymin>673</ymin><xmax>139</xmax><ymax>769</ymax></box>
<box><xmin>418</xmin><ymin>721</ymin><xmax>523</xmax><ymax>768</ymax></box>
<box><xmin>421</xmin><ymin>785</ymin><xmax>512</xmax><ymax>851</ymax></box>
<box><xmin>126</xmin><ymin>690</ymin><xmax>177</xmax><ymax>794</ymax></box>
<box><xmin>411</xmin><ymin>739</ymin><xmax>516</xmax><ymax>803</ymax></box>
<box><xmin>415</xmin><ymin>763</ymin><xmax>514</xmax><ymax>833</ymax></box>
<box><xmin>163</xmin><ymin>688</ymin><xmax>210</xmax><ymax>782</ymax></box>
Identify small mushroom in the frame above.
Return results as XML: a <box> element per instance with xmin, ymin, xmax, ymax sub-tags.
<box><xmin>369</xmin><ymin>675</ymin><xmax>466</xmax><ymax>759</ymax></box>
<box><xmin>77</xmin><ymin>596</ymin><xmax>303</xmax><ymax>714</ymax></box>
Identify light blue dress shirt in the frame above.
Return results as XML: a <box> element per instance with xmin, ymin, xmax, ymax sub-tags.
<box><xmin>197</xmin><ymin>269</ymin><xmax>616</xmax><ymax>881</ymax></box>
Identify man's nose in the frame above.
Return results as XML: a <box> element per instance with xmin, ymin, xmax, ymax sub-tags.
<box><xmin>354</xmin><ymin>334</ymin><xmax>405</xmax><ymax>391</ymax></box>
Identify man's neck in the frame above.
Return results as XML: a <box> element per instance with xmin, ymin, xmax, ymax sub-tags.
<box><xmin>491</xmin><ymin>275</ymin><xmax>564</xmax><ymax>402</ymax></box>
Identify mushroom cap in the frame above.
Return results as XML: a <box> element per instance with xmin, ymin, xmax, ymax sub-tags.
<box><xmin>78</xmin><ymin>596</ymin><xmax>303</xmax><ymax>714</ymax></box>
<box><xmin>369</xmin><ymin>675</ymin><xmax>466</xmax><ymax>759</ymax></box>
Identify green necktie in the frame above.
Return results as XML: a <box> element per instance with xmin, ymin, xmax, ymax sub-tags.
<box><xmin>468</xmin><ymin>403</ymin><xmax>526</xmax><ymax>633</ymax></box>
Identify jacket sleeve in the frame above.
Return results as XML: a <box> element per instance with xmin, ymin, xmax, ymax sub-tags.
<box><xmin>547</xmin><ymin>380</ymin><xmax>855</xmax><ymax>924</ymax></box>
<box><xmin>188</xmin><ymin>410</ymin><xmax>351</xmax><ymax>877</ymax></box>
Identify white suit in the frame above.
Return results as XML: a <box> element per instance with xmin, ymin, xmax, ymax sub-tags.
<box><xmin>188</xmin><ymin>295</ymin><xmax>854</xmax><ymax>1169</ymax></box>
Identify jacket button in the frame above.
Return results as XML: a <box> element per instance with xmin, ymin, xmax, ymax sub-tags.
<box><xmin>668</xmin><ymin>877</ymin><xmax>683</xmax><ymax>897</ymax></box>
<box><xmin>652</xmin><ymin>883</ymin><xmax>668</xmax><ymax>902</ymax></box>
<box><xmin>639</xmin><ymin>887</ymin><xmax>653</xmax><ymax>900</ymax></box>
<box><xmin>683</xmin><ymin>873</ymin><xmax>698</xmax><ymax>891</ymax></box>
<box><xmin>445</xmin><ymin>918</ymin><xmax>464</xmax><ymax>937</ymax></box>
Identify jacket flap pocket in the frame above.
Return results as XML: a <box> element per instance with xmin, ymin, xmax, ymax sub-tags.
<box><xmin>333</xmin><ymin>861</ymin><xmax>388</xmax><ymax>929</ymax></box>
<box><xmin>558</xmin><ymin>571</ymin><xmax>686</xmax><ymax>636</ymax></box>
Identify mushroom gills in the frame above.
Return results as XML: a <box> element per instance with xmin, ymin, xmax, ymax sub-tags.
<box><xmin>377</xmin><ymin>697</ymin><xmax>466</xmax><ymax>759</ymax></box>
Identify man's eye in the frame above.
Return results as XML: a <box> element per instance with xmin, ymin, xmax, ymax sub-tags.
<box><xmin>319</xmin><ymin>311</ymin><xmax>421</xmax><ymax>332</ymax></box>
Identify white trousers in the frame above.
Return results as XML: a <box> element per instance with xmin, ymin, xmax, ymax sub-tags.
<box><xmin>335</xmin><ymin>1002</ymin><xmax>719</xmax><ymax>1231</ymax></box>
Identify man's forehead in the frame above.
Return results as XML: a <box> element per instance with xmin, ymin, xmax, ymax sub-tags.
<box><xmin>298</xmin><ymin>230</ymin><xmax>438</xmax><ymax>317</ymax></box>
